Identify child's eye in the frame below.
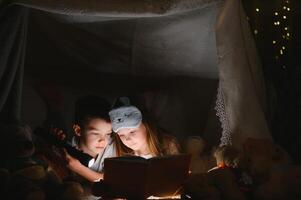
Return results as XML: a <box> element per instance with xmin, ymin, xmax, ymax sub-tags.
<box><xmin>90</xmin><ymin>132</ymin><xmax>99</xmax><ymax>135</ymax></box>
<box><xmin>130</xmin><ymin>131</ymin><xmax>136</xmax><ymax>135</ymax></box>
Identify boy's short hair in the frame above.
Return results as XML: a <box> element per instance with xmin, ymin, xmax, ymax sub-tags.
<box><xmin>74</xmin><ymin>95</ymin><xmax>111</xmax><ymax>127</ymax></box>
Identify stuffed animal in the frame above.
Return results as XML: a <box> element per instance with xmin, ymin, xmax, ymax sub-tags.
<box><xmin>243</xmin><ymin>138</ymin><xmax>291</xmax><ymax>182</ymax></box>
<box><xmin>184</xmin><ymin>136</ymin><xmax>215</xmax><ymax>174</ymax></box>
<box><xmin>243</xmin><ymin>137</ymin><xmax>301</xmax><ymax>199</ymax></box>
<box><xmin>184</xmin><ymin>145</ymin><xmax>251</xmax><ymax>200</ymax></box>
<box><xmin>0</xmin><ymin>123</ymin><xmax>84</xmax><ymax>200</ymax></box>
<box><xmin>184</xmin><ymin>172</ymin><xmax>221</xmax><ymax>200</ymax></box>
<box><xmin>0</xmin><ymin>168</ymin><xmax>10</xmax><ymax>197</ymax></box>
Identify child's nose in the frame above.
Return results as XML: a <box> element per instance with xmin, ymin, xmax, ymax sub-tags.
<box><xmin>98</xmin><ymin>137</ymin><xmax>107</xmax><ymax>143</ymax></box>
<box><xmin>125</xmin><ymin>135</ymin><xmax>131</xmax><ymax>141</ymax></box>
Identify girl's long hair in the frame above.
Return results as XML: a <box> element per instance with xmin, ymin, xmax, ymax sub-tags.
<box><xmin>114</xmin><ymin>132</ymin><xmax>133</xmax><ymax>156</ymax></box>
<box><xmin>115</xmin><ymin>118</ymin><xmax>162</xmax><ymax>157</ymax></box>
<box><xmin>143</xmin><ymin>119</ymin><xmax>162</xmax><ymax>156</ymax></box>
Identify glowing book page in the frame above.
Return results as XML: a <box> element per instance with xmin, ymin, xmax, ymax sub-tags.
<box><xmin>103</xmin><ymin>154</ymin><xmax>191</xmax><ymax>199</ymax></box>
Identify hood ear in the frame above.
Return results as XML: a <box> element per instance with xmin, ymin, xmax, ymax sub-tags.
<box><xmin>73</xmin><ymin>124</ymin><xmax>82</xmax><ymax>137</ymax></box>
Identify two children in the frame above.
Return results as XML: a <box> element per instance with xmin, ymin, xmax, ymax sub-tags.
<box><xmin>51</xmin><ymin>95</ymin><xmax>180</xmax><ymax>182</ymax></box>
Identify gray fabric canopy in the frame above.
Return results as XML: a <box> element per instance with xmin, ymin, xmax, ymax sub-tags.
<box><xmin>28</xmin><ymin>6</ymin><xmax>219</xmax><ymax>79</ymax></box>
<box><xmin>0</xmin><ymin>0</ymin><xmax>272</xmax><ymax>147</ymax></box>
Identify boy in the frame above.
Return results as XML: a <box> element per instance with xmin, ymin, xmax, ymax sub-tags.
<box><xmin>55</xmin><ymin>95</ymin><xmax>116</xmax><ymax>182</ymax></box>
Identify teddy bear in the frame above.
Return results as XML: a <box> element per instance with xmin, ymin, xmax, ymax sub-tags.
<box><xmin>184</xmin><ymin>136</ymin><xmax>215</xmax><ymax>174</ymax></box>
<box><xmin>184</xmin><ymin>145</ymin><xmax>252</xmax><ymax>200</ymax></box>
<box><xmin>243</xmin><ymin>137</ymin><xmax>301</xmax><ymax>200</ymax></box>
<box><xmin>0</xmin><ymin>123</ymin><xmax>84</xmax><ymax>200</ymax></box>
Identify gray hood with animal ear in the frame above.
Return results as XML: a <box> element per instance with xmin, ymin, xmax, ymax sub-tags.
<box><xmin>109</xmin><ymin>106</ymin><xmax>142</xmax><ymax>133</ymax></box>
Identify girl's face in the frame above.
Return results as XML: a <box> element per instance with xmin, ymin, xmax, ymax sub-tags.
<box><xmin>117</xmin><ymin>123</ymin><xmax>148</xmax><ymax>153</ymax></box>
<box><xmin>79</xmin><ymin>118</ymin><xmax>112</xmax><ymax>157</ymax></box>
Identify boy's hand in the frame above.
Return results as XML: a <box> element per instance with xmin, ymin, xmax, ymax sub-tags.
<box><xmin>64</xmin><ymin>149</ymin><xmax>83</xmax><ymax>173</ymax></box>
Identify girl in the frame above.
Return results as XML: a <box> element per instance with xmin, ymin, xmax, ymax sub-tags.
<box><xmin>109</xmin><ymin>98</ymin><xmax>180</xmax><ymax>158</ymax></box>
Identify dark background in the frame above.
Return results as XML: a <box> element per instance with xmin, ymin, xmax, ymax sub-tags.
<box><xmin>243</xmin><ymin>0</ymin><xmax>301</xmax><ymax>163</ymax></box>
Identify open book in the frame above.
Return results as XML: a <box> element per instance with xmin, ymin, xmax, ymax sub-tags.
<box><xmin>103</xmin><ymin>154</ymin><xmax>191</xmax><ymax>199</ymax></box>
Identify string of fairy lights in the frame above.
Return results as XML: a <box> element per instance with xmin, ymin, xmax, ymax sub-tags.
<box><xmin>250</xmin><ymin>0</ymin><xmax>292</xmax><ymax>69</ymax></box>
<box><xmin>273</xmin><ymin>0</ymin><xmax>291</xmax><ymax>68</ymax></box>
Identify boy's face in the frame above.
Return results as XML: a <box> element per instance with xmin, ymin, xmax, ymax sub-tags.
<box><xmin>78</xmin><ymin>118</ymin><xmax>112</xmax><ymax>157</ymax></box>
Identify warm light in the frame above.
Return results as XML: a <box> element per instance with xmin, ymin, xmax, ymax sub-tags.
<box><xmin>274</xmin><ymin>12</ymin><xmax>278</xmax><ymax>16</ymax></box>
<box><xmin>147</xmin><ymin>195</ymin><xmax>181</xmax><ymax>199</ymax></box>
<box><xmin>286</xmin><ymin>0</ymin><xmax>290</xmax><ymax>3</ymax></box>
<box><xmin>273</xmin><ymin>40</ymin><xmax>276</xmax><ymax>44</ymax></box>
<box><xmin>254</xmin><ymin>30</ymin><xmax>258</xmax><ymax>34</ymax></box>
<box><xmin>88</xmin><ymin>158</ymin><xmax>96</xmax><ymax>168</ymax></box>
<box><xmin>280</xmin><ymin>50</ymin><xmax>283</xmax><ymax>55</ymax></box>
<box><xmin>283</xmin><ymin>16</ymin><xmax>287</xmax><ymax>19</ymax></box>
<box><xmin>287</xmin><ymin>8</ymin><xmax>290</xmax><ymax>11</ymax></box>
<box><xmin>283</xmin><ymin>6</ymin><xmax>287</xmax><ymax>10</ymax></box>
<box><xmin>287</xmin><ymin>33</ymin><xmax>290</xmax><ymax>36</ymax></box>
<box><xmin>284</xmin><ymin>27</ymin><xmax>288</xmax><ymax>30</ymax></box>
<box><xmin>256</xmin><ymin>8</ymin><xmax>260</xmax><ymax>12</ymax></box>
<box><xmin>282</xmin><ymin>46</ymin><xmax>286</xmax><ymax>50</ymax></box>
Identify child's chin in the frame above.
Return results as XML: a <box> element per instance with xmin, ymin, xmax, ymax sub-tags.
<box><xmin>94</xmin><ymin>148</ymin><xmax>104</xmax><ymax>154</ymax></box>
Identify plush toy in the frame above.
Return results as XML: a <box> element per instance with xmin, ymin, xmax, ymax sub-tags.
<box><xmin>59</xmin><ymin>181</ymin><xmax>85</xmax><ymax>200</ymax></box>
<box><xmin>184</xmin><ymin>145</ymin><xmax>251</xmax><ymax>200</ymax></box>
<box><xmin>184</xmin><ymin>172</ymin><xmax>221</xmax><ymax>200</ymax></box>
<box><xmin>0</xmin><ymin>168</ymin><xmax>10</xmax><ymax>197</ymax></box>
<box><xmin>0</xmin><ymin>123</ymin><xmax>84</xmax><ymax>200</ymax></box>
<box><xmin>243</xmin><ymin>138</ymin><xmax>301</xmax><ymax>199</ymax></box>
<box><xmin>184</xmin><ymin>136</ymin><xmax>215</xmax><ymax>174</ymax></box>
<box><xmin>243</xmin><ymin>137</ymin><xmax>291</xmax><ymax>182</ymax></box>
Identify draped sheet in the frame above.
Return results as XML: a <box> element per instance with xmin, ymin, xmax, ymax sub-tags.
<box><xmin>0</xmin><ymin>0</ymin><xmax>272</xmax><ymax>147</ymax></box>
<box><xmin>11</xmin><ymin>0</ymin><xmax>218</xmax><ymax>17</ymax></box>
<box><xmin>0</xmin><ymin>6</ymin><xmax>27</xmax><ymax>123</ymax></box>
<box><xmin>215</xmin><ymin>0</ymin><xmax>271</xmax><ymax>146</ymax></box>
<box><xmin>28</xmin><ymin>5</ymin><xmax>219</xmax><ymax>79</ymax></box>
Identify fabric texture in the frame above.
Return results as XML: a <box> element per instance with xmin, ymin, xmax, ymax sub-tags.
<box><xmin>215</xmin><ymin>0</ymin><xmax>271</xmax><ymax>146</ymax></box>
<box><xmin>0</xmin><ymin>0</ymin><xmax>272</xmax><ymax>147</ymax></box>
<box><xmin>11</xmin><ymin>0</ymin><xmax>219</xmax><ymax>17</ymax></box>
<box><xmin>109</xmin><ymin>106</ymin><xmax>142</xmax><ymax>133</ymax></box>
<box><xmin>0</xmin><ymin>6</ymin><xmax>28</xmax><ymax>123</ymax></box>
